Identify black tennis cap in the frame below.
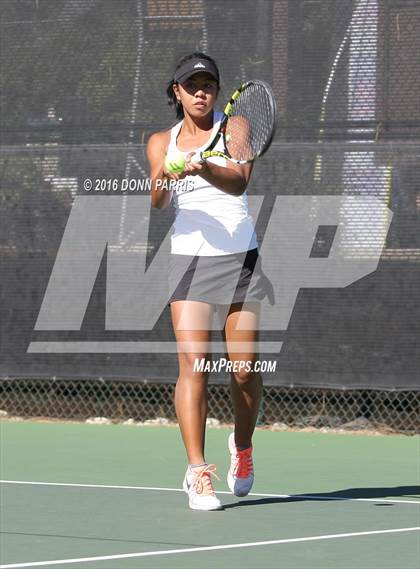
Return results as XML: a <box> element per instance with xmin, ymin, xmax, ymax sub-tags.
<box><xmin>174</xmin><ymin>58</ymin><xmax>220</xmax><ymax>84</ymax></box>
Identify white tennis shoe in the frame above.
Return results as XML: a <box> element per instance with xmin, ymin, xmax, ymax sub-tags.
<box><xmin>227</xmin><ymin>433</ymin><xmax>254</xmax><ymax>497</ymax></box>
<box><xmin>182</xmin><ymin>464</ymin><xmax>223</xmax><ymax>511</ymax></box>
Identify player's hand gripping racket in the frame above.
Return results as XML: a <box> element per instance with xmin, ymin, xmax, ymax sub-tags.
<box><xmin>191</xmin><ymin>80</ymin><xmax>277</xmax><ymax>165</ymax></box>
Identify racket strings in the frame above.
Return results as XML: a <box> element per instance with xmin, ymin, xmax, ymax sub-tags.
<box><xmin>226</xmin><ymin>83</ymin><xmax>275</xmax><ymax>161</ymax></box>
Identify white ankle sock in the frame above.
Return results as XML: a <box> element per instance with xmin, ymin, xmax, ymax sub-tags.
<box><xmin>189</xmin><ymin>462</ymin><xmax>207</xmax><ymax>469</ymax></box>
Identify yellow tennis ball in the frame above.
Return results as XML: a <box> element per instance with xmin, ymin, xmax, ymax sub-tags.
<box><xmin>164</xmin><ymin>151</ymin><xmax>186</xmax><ymax>174</ymax></box>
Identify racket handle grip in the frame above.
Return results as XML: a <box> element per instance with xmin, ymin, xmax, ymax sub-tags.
<box><xmin>190</xmin><ymin>152</ymin><xmax>204</xmax><ymax>164</ymax></box>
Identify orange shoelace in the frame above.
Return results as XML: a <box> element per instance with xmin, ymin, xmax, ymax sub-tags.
<box><xmin>192</xmin><ymin>464</ymin><xmax>220</xmax><ymax>496</ymax></box>
<box><xmin>232</xmin><ymin>447</ymin><xmax>254</xmax><ymax>478</ymax></box>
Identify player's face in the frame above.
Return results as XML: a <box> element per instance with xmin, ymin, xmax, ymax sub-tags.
<box><xmin>174</xmin><ymin>72</ymin><xmax>219</xmax><ymax>118</ymax></box>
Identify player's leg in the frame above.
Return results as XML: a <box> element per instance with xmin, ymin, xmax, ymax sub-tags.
<box><xmin>223</xmin><ymin>301</ymin><xmax>262</xmax><ymax>446</ymax></box>
<box><xmin>171</xmin><ymin>299</ymin><xmax>212</xmax><ymax>464</ymax></box>
<box><xmin>223</xmin><ymin>301</ymin><xmax>262</xmax><ymax>496</ymax></box>
<box><xmin>170</xmin><ymin>299</ymin><xmax>222</xmax><ymax>510</ymax></box>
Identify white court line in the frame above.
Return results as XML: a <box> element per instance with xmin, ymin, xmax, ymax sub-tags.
<box><xmin>0</xmin><ymin>479</ymin><xmax>419</xmax><ymax>505</ymax></box>
<box><xmin>0</xmin><ymin>527</ymin><xmax>418</xmax><ymax>568</ymax></box>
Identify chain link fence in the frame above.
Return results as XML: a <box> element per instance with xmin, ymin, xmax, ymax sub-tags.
<box><xmin>0</xmin><ymin>379</ymin><xmax>418</xmax><ymax>434</ymax></box>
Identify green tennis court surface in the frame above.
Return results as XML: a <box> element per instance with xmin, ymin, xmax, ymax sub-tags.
<box><xmin>0</xmin><ymin>421</ymin><xmax>419</xmax><ymax>568</ymax></box>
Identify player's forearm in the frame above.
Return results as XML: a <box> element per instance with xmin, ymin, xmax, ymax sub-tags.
<box><xmin>199</xmin><ymin>162</ymin><xmax>247</xmax><ymax>196</ymax></box>
<box><xmin>150</xmin><ymin>170</ymin><xmax>172</xmax><ymax>209</ymax></box>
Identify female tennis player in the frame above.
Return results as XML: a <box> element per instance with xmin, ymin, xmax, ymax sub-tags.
<box><xmin>147</xmin><ymin>53</ymin><xmax>270</xmax><ymax>511</ymax></box>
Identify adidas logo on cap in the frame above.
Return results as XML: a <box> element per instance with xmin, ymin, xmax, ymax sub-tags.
<box><xmin>194</xmin><ymin>62</ymin><xmax>206</xmax><ymax>69</ymax></box>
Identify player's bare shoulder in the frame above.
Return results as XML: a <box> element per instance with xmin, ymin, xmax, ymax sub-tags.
<box><xmin>146</xmin><ymin>129</ymin><xmax>171</xmax><ymax>162</ymax></box>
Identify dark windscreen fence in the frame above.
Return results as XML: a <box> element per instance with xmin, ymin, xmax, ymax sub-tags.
<box><xmin>1</xmin><ymin>1</ymin><xmax>419</xmax><ymax>391</ymax></box>
<box><xmin>2</xmin><ymin>0</ymin><xmax>420</xmax><ymax>145</ymax></box>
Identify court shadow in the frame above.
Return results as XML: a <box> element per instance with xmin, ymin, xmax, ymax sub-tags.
<box><xmin>222</xmin><ymin>485</ymin><xmax>420</xmax><ymax>510</ymax></box>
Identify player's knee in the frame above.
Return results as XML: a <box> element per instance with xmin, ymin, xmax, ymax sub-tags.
<box><xmin>231</xmin><ymin>367</ymin><xmax>256</xmax><ymax>386</ymax></box>
<box><xmin>179</xmin><ymin>352</ymin><xmax>210</xmax><ymax>378</ymax></box>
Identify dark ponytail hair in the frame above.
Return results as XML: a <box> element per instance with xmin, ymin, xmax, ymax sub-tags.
<box><xmin>166</xmin><ymin>52</ymin><xmax>220</xmax><ymax>119</ymax></box>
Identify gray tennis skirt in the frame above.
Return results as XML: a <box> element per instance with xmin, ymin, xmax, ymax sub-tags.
<box><xmin>168</xmin><ymin>248</ymin><xmax>273</xmax><ymax>305</ymax></box>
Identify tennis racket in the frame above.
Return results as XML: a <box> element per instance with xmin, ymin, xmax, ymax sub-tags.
<box><xmin>191</xmin><ymin>80</ymin><xmax>277</xmax><ymax>165</ymax></box>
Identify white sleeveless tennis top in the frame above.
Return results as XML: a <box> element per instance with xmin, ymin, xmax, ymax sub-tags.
<box><xmin>168</xmin><ymin>111</ymin><xmax>258</xmax><ymax>256</ymax></box>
